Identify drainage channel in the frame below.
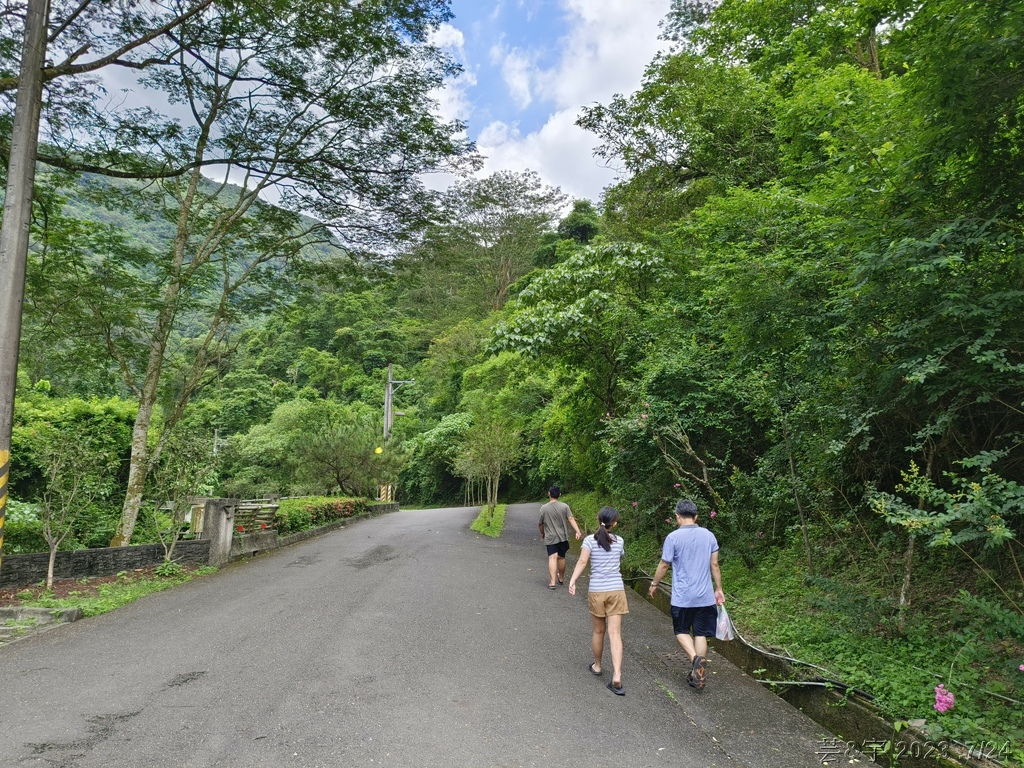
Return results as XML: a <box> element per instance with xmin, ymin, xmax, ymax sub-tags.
<box><xmin>631</xmin><ymin>577</ymin><xmax>1003</xmax><ymax>768</ymax></box>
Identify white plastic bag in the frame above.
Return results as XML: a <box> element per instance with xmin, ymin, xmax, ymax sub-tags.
<box><xmin>715</xmin><ymin>604</ymin><xmax>736</xmax><ymax>641</ymax></box>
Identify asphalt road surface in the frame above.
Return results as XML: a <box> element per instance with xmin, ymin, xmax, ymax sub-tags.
<box><xmin>1</xmin><ymin>503</ymin><xmax>839</xmax><ymax>767</ymax></box>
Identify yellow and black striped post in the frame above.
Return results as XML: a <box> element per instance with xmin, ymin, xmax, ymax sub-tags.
<box><xmin>0</xmin><ymin>449</ymin><xmax>7</xmax><ymax>569</ymax></box>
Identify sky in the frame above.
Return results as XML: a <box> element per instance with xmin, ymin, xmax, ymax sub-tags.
<box><xmin>432</xmin><ymin>0</ymin><xmax>672</xmax><ymax>203</ymax></box>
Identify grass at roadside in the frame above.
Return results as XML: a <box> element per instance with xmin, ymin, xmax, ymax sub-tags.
<box><xmin>721</xmin><ymin>547</ymin><xmax>1024</xmax><ymax>761</ymax></box>
<box><xmin>470</xmin><ymin>504</ymin><xmax>506</xmax><ymax>537</ymax></box>
<box><xmin>6</xmin><ymin>565</ymin><xmax>218</xmax><ymax>617</ymax></box>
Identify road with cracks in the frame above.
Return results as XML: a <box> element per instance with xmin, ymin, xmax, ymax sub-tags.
<box><xmin>1</xmin><ymin>503</ymin><xmax>841</xmax><ymax>767</ymax></box>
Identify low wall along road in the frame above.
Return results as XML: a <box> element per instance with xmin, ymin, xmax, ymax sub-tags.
<box><xmin>0</xmin><ymin>499</ymin><xmax>400</xmax><ymax>588</ymax></box>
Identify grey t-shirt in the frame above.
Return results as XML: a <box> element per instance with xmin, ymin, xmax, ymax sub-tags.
<box><xmin>539</xmin><ymin>500</ymin><xmax>574</xmax><ymax>545</ymax></box>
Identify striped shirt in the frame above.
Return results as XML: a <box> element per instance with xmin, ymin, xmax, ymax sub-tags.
<box><xmin>582</xmin><ymin>533</ymin><xmax>625</xmax><ymax>592</ymax></box>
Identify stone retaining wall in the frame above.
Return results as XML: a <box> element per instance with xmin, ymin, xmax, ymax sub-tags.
<box><xmin>0</xmin><ymin>541</ymin><xmax>211</xmax><ymax>588</ymax></box>
<box><xmin>0</xmin><ymin>501</ymin><xmax>402</xmax><ymax>588</ymax></box>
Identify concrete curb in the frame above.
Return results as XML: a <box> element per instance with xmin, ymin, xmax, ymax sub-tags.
<box><xmin>0</xmin><ymin>607</ymin><xmax>84</xmax><ymax>624</ymax></box>
<box><xmin>0</xmin><ymin>607</ymin><xmax>84</xmax><ymax>648</ymax></box>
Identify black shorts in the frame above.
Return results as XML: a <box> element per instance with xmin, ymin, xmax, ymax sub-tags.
<box><xmin>546</xmin><ymin>541</ymin><xmax>570</xmax><ymax>558</ymax></box>
<box><xmin>671</xmin><ymin>605</ymin><xmax>717</xmax><ymax>638</ymax></box>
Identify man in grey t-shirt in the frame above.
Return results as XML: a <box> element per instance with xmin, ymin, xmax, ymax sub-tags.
<box><xmin>538</xmin><ymin>485</ymin><xmax>582</xmax><ymax>589</ymax></box>
<box><xmin>648</xmin><ymin>498</ymin><xmax>725</xmax><ymax>690</ymax></box>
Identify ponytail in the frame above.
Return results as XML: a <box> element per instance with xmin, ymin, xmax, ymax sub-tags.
<box><xmin>595</xmin><ymin>506</ymin><xmax>619</xmax><ymax>551</ymax></box>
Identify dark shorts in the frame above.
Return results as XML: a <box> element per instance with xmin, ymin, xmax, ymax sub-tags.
<box><xmin>546</xmin><ymin>540</ymin><xmax>570</xmax><ymax>558</ymax></box>
<box><xmin>671</xmin><ymin>605</ymin><xmax>717</xmax><ymax>638</ymax></box>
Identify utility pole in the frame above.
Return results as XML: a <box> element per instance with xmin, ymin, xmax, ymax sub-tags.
<box><xmin>383</xmin><ymin>364</ymin><xmax>413</xmax><ymax>440</ymax></box>
<box><xmin>0</xmin><ymin>0</ymin><xmax>49</xmax><ymax>569</ymax></box>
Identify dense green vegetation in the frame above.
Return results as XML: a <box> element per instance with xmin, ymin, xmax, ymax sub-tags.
<box><xmin>3</xmin><ymin>0</ymin><xmax>1024</xmax><ymax>758</ymax></box>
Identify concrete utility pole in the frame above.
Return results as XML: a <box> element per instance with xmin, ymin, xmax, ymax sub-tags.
<box><xmin>0</xmin><ymin>0</ymin><xmax>49</xmax><ymax>569</ymax></box>
<box><xmin>383</xmin><ymin>364</ymin><xmax>412</xmax><ymax>440</ymax></box>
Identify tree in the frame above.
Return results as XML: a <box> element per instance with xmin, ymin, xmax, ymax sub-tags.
<box><xmin>494</xmin><ymin>243</ymin><xmax>669</xmax><ymax>417</ymax></box>
<box><xmin>296</xmin><ymin>407</ymin><xmax>404</xmax><ymax>497</ymax></box>
<box><xmin>9</xmin><ymin>0</ymin><xmax>471</xmax><ymax>545</ymax></box>
<box><xmin>533</xmin><ymin>199</ymin><xmax>601</xmax><ymax>268</ymax></box>
<box><xmin>454</xmin><ymin>412</ymin><xmax>522</xmax><ymax>511</ymax></box>
<box><xmin>578</xmin><ymin>51</ymin><xmax>778</xmax><ymax>240</ymax></box>
<box><xmin>397</xmin><ymin>170</ymin><xmax>565</xmax><ymax>320</ymax></box>
<box><xmin>144</xmin><ymin>429</ymin><xmax>218</xmax><ymax>564</ymax></box>
<box><xmin>24</xmin><ymin>422</ymin><xmax>120</xmax><ymax>588</ymax></box>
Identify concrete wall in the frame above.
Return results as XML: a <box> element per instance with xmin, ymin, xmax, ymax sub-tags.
<box><xmin>0</xmin><ymin>500</ymin><xmax>402</xmax><ymax>588</ymax></box>
<box><xmin>0</xmin><ymin>541</ymin><xmax>211</xmax><ymax>588</ymax></box>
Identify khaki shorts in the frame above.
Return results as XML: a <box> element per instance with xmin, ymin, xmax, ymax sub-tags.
<box><xmin>588</xmin><ymin>590</ymin><xmax>629</xmax><ymax>617</ymax></box>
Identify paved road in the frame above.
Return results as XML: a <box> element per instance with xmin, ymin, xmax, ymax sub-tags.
<box><xmin>1</xmin><ymin>504</ymin><xmax>838</xmax><ymax>767</ymax></box>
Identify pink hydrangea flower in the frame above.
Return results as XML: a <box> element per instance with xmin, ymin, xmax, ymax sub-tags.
<box><xmin>934</xmin><ymin>684</ymin><xmax>954</xmax><ymax>713</ymax></box>
<box><xmin>709</xmin><ymin>510</ymin><xmax>717</xmax><ymax>518</ymax></box>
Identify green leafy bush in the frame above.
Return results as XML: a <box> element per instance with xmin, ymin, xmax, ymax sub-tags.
<box><xmin>275</xmin><ymin>496</ymin><xmax>368</xmax><ymax>534</ymax></box>
<box><xmin>3</xmin><ymin>498</ymin><xmax>45</xmax><ymax>553</ymax></box>
<box><xmin>155</xmin><ymin>561</ymin><xmax>186</xmax><ymax>577</ymax></box>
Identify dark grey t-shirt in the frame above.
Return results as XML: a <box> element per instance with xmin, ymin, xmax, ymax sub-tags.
<box><xmin>539</xmin><ymin>500</ymin><xmax>574</xmax><ymax>545</ymax></box>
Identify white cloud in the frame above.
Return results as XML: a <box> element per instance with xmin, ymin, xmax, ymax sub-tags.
<box><xmin>476</xmin><ymin>110</ymin><xmax>617</xmax><ymax>202</ymax></box>
<box><xmin>538</xmin><ymin>0</ymin><xmax>669</xmax><ymax>110</ymax></box>
<box><xmin>477</xmin><ymin>0</ymin><xmax>670</xmax><ymax>202</ymax></box>
<box><xmin>491</xmin><ymin>42</ymin><xmax>536</xmax><ymax>110</ymax></box>
<box><xmin>430</xmin><ymin>22</ymin><xmax>467</xmax><ymax>55</ymax></box>
<box><xmin>429</xmin><ymin>23</ymin><xmax>476</xmax><ymax>123</ymax></box>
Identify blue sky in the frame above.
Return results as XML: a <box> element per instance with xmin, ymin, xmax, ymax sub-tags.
<box><xmin>433</xmin><ymin>0</ymin><xmax>671</xmax><ymax>203</ymax></box>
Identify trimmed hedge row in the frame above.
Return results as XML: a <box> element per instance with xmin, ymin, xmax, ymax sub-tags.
<box><xmin>275</xmin><ymin>496</ymin><xmax>369</xmax><ymax>535</ymax></box>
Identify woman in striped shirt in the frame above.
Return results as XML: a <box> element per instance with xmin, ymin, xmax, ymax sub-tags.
<box><xmin>568</xmin><ymin>506</ymin><xmax>629</xmax><ymax>695</ymax></box>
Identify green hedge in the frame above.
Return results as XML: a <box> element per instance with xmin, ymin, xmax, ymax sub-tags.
<box><xmin>275</xmin><ymin>496</ymin><xmax>369</xmax><ymax>535</ymax></box>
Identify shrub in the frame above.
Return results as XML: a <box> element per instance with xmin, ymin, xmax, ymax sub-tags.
<box><xmin>275</xmin><ymin>496</ymin><xmax>368</xmax><ymax>534</ymax></box>
<box><xmin>3</xmin><ymin>498</ymin><xmax>46</xmax><ymax>553</ymax></box>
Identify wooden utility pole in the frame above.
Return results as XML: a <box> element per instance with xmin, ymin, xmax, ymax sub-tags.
<box><xmin>0</xmin><ymin>0</ymin><xmax>49</xmax><ymax>568</ymax></box>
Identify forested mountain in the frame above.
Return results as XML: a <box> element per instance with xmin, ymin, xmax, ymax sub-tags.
<box><xmin>3</xmin><ymin>0</ymin><xmax>1023</xmax><ymax>756</ymax></box>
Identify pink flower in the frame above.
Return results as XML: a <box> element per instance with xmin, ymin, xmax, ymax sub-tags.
<box><xmin>1019</xmin><ymin>664</ymin><xmax>1024</xmax><ymax>672</ymax></box>
<box><xmin>934</xmin><ymin>684</ymin><xmax>955</xmax><ymax>713</ymax></box>
<box><xmin>673</xmin><ymin>483</ymin><xmax>681</xmax><ymax>488</ymax></box>
<box><xmin>640</xmin><ymin>413</ymin><xmax>648</xmax><ymax>419</ymax></box>
<box><xmin>631</xmin><ymin>501</ymin><xmax>638</xmax><ymax>507</ymax></box>
<box><xmin>709</xmin><ymin>510</ymin><xmax>717</xmax><ymax>518</ymax></box>
<box><xmin>665</xmin><ymin>518</ymin><xmax>672</xmax><ymax>524</ymax></box>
